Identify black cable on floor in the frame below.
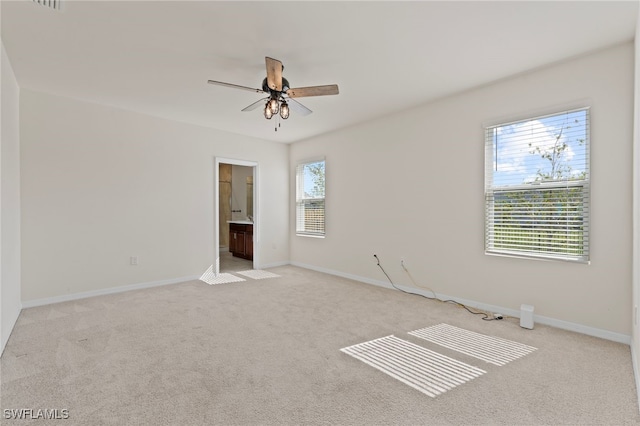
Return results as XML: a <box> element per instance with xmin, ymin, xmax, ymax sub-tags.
<box><xmin>373</xmin><ymin>254</ymin><xmax>497</xmax><ymax>321</ymax></box>
<box><xmin>374</xmin><ymin>254</ymin><xmax>434</xmax><ymax>299</ymax></box>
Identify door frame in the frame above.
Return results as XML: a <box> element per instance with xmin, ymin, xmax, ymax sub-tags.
<box><xmin>214</xmin><ymin>157</ymin><xmax>259</xmax><ymax>274</ymax></box>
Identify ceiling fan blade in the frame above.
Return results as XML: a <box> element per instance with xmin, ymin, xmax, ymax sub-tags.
<box><xmin>287</xmin><ymin>84</ymin><xmax>339</xmax><ymax>98</ymax></box>
<box><xmin>265</xmin><ymin>57</ymin><xmax>283</xmax><ymax>92</ymax></box>
<box><xmin>241</xmin><ymin>97</ymin><xmax>269</xmax><ymax>112</ymax></box>
<box><xmin>286</xmin><ymin>98</ymin><xmax>313</xmax><ymax>116</ymax></box>
<box><xmin>207</xmin><ymin>80</ymin><xmax>265</xmax><ymax>94</ymax></box>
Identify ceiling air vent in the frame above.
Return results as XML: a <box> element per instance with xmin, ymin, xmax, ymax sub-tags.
<box><xmin>32</xmin><ymin>0</ymin><xmax>62</xmax><ymax>11</ymax></box>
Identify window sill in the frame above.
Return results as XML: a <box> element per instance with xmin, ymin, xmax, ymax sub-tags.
<box><xmin>296</xmin><ymin>233</ymin><xmax>325</xmax><ymax>239</ymax></box>
<box><xmin>485</xmin><ymin>250</ymin><xmax>590</xmax><ymax>265</ymax></box>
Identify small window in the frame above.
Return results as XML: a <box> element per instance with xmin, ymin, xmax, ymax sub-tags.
<box><xmin>485</xmin><ymin>108</ymin><xmax>590</xmax><ymax>262</ymax></box>
<box><xmin>296</xmin><ymin>160</ymin><xmax>325</xmax><ymax>236</ymax></box>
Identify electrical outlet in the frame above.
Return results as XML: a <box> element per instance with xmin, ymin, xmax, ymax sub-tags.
<box><xmin>130</xmin><ymin>256</ymin><xmax>138</xmax><ymax>266</ymax></box>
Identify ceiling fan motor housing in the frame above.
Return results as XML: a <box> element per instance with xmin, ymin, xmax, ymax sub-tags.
<box><xmin>262</xmin><ymin>77</ymin><xmax>290</xmax><ymax>95</ymax></box>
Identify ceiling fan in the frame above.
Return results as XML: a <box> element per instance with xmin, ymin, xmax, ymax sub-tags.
<box><xmin>207</xmin><ymin>57</ymin><xmax>339</xmax><ymax>130</ymax></box>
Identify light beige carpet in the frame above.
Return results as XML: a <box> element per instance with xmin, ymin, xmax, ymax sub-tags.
<box><xmin>1</xmin><ymin>265</ymin><xmax>638</xmax><ymax>425</ymax></box>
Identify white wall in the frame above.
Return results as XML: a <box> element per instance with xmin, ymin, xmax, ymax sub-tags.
<box><xmin>290</xmin><ymin>43</ymin><xmax>634</xmax><ymax>338</ymax></box>
<box><xmin>20</xmin><ymin>90</ymin><xmax>289</xmax><ymax>302</ymax></box>
<box><xmin>1</xmin><ymin>42</ymin><xmax>22</xmax><ymax>355</ymax></box>
<box><xmin>632</xmin><ymin>3</ymin><xmax>640</xmax><ymax>409</ymax></box>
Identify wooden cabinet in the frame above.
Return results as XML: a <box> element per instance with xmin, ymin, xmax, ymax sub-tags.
<box><xmin>230</xmin><ymin>228</ymin><xmax>245</xmax><ymax>256</ymax></box>
<box><xmin>244</xmin><ymin>225</ymin><xmax>253</xmax><ymax>260</ymax></box>
<box><xmin>229</xmin><ymin>223</ymin><xmax>253</xmax><ymax>260</ymax></box>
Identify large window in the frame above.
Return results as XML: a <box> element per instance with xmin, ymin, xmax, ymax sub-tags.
<box><xmin>296</xmin><ymin>159</ymin><xmax>325</xmax><ymax>236</ymax></box>
<box><xmin>485</xmin><ymin>108</ymin><xmax>590</xmax><ymax>262</ymax></box>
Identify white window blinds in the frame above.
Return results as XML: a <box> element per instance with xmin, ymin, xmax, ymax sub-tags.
<box><xmin>485</xmin><ymin>108</ymin><xmax>590</xmax><ymax>262</ymax></box>
<box><xmin>296</xmin><ymin>160</ymin><xmax>325</xmax><ymax>236</ymax></box>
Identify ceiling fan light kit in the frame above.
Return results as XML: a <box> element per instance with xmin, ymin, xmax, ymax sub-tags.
<box><xmin>280</xmin><ymin>101</ymin><xmax>290</xmax><ymax>119</ymax></box>
<box><xmin>268</xmin><ymin>98</ymin><xmax>280</xmax><ymax>115</ymax></box>
<box><xmin>208</xmin><ymin>57</ymin><xmax>339</xmax><ymax>131</ymax></box>
<box><xmin>264</xmin><ymin>104</ymin><xmax>273</xmax><ymax>119</ymax></box>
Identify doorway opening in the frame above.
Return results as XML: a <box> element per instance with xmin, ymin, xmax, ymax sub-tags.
<box><xmin>214</xmin><ymin>158</ymin><xmax>258</xmax><ymax>275</ymax></box>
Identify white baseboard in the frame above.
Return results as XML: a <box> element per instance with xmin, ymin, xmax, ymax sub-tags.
<box><xmin>259</xmin><ymin>261</ymin><xmax>291</xmax><ymax>270</ymax></box>
<box><xmin>21</xmin><ymin>262</ymin><xmax>292</xmax><ymax>309</ymax></box>
<box><xmin>290</xmin><ymin>261</ymin><xmax>631</xmax><ymax>345</ymax></box>
<box><xmin>22</xmin><ymin>275</ymin><xmax>201</xmax><ymax>309</ymax></box>
<box><xmin>1</xmin><ymin>302</ymin><xmax>22</xmax><ymax>357</ymax></box>
<box><xmin>19</xmin><ymin>261</ymin><xmax>633</xmax><ymax>345</ymax></box>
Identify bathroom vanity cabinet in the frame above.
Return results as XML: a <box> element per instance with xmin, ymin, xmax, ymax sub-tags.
<box><xmin>229</xmin><ymin>222</ymin><xmax>253</xmax><ymax>260</ymax></box>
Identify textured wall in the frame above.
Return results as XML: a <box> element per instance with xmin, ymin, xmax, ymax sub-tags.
<box><xmin>19</xmin><ymin>90</ymin><xmax>289</xmax><ymax>301</ymax></box>
<box><xmin>1</xmin><ymin>42</ymin><xmax>22</xmax><ymax>354</ymax></box>
<box><xmin>290</xmin><ymin>43</ymin><xmax>634</xmax><ymax>336</ymax></box>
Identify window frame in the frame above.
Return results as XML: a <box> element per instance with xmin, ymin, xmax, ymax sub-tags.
<box><xmin>295</xmin><ymin>158</ymin><xmax>326</xmax><ymax>238</ymax></box>
<box><xmin>484</xmin><ymin>107</ymin><xmax>591</xmax><ymax>263</ymax></box>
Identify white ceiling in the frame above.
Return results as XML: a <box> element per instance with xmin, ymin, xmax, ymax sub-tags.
<box><xmin>2</xmin><ymin>1</ymin><xmax>638</xmax><ymax>143</ymax></box>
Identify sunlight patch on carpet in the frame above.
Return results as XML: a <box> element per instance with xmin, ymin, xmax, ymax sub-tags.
<box><xmin>199</xmin><ymin>265</ymin><xmax>246</xmax><ymax>285</ymax></box>
<box><xmin>236</xmin><ymin>270</ymin><xmax>281</xmax><ymax>280</ymax></box>
<box><xmin>341</xmin><ymin>335</ymin><xmax>486</xmax><ymax>397</ymax></box>
<box><xmin>199</xmin><ymin>264</ymin><xmax>216</xmax><ymax>282</ymax></box>
<box><xmin>203</xmin><ymin>273</ymin><xmax>245</xmax><ymax>285</ymax></box>
<box><xmin>409</xmin><ymin>323</ymin><xmax>537</xmax><ymax>366</ymax></box>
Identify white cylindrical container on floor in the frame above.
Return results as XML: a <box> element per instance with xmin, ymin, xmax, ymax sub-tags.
<box><xmin>520</xmin><ymin>304</ymin><xmax>535</xmax><ymax>329</ymax></box>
